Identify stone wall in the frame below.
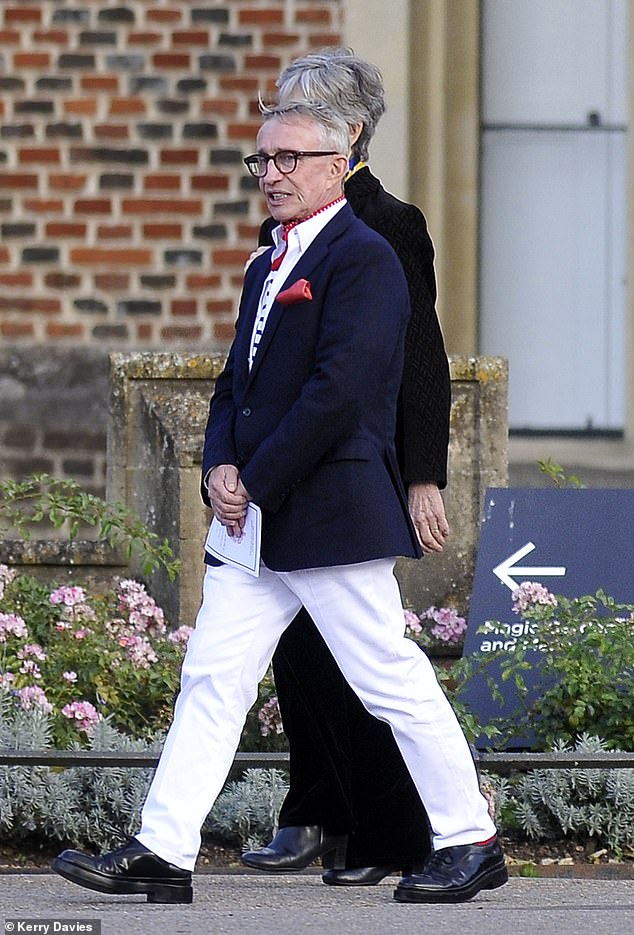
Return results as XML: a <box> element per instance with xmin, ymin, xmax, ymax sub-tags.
<box><xmin>0</xmin><ymin>350</ymin><xmax>509</xmax><ymax>623</ymax></box>
<box><xmin>107</xmin><ymin>352</ymin><xmax>509</xmax><ymax>625</ymax></box>
<box><xmin>0</xmin><ymin>346</ymin><xmax>108</xmax><ymax>498</ymax></box>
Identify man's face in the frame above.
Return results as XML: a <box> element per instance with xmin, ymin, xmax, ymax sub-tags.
<box><xmin>255</xmin><ymin>115</ymin><xmax>346</xmax><ymax>223</ymax></box>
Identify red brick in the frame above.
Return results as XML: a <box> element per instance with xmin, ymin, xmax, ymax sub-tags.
<box><xmin>160</xmin><ymin>149</ymin><xmax>199</xmax><ymax>166</ymax></box>
<box><xmin>0</xmin><ymin>272</ymin><xmax>32</xmax><ymax>286</ymax></box>
<box><xmin>128</xmin><ymin>32</ymin><xmax>162</xmax><ymax>45</ymax></box>
<box><xmin>238</xmin><ymin>223</ymin><xmax>262</xmax><ymax>239</ymax></box>
<box><xmin>186</xmin><ymin>274</ymin><xmax>221</xmax><ymax>289</ymax></box>
<box><xmin>152</xmin><ymin>53</ymin><xmax>191</xmax><ymax>68</ymax></box>
<box><xmin>143</xmin><ymin>222</ymin><xmax>182</xmax><ymax>238</ymax></box>
<box><xmin>0</xmin><ymin>173</ymin><xmax>38</xmax><ymax>189</ymax></box>
<box><xmin>1</xmin><ymin>321</ymin><xmax>34</xmax><ymax>338</ymax></box>
<box><xmin>212</xmin><ymin>248</ymin><xmax>250</xmax><ymax>266</ymax></box>
<box><xmin>213</xmin><ymin>321</ymin><xmax>236</xmax><ymax>342</ymax></box>
<box><xmin>64</xmin><ymin>99</ymin><xmax>98</xmax><ymax>116</ymax></box>
<box><xmin>72</xmin><ymin>248</ymin><xmax>153</xmax><ymax>265</ymax></box>
<box><xmin>45</xmin><ymin>222</ymin><xmax>87</xmax><ymax>237</ymax></box>
<box><xmin>24</xmin><ymin>198</ymin><xmax>64</xmax><ymax>212</ymax></box>
<box><xmin>14</xmin><ymin>52</ymin><xmax>51</xmax><ymax>68</ymax></box>
<box><xmin>239</xmin><ymin>9</ymin><xmax>284</xmax><ymax>25</ymax></box>
<box><xmin>171</xmin><ymin>299</ymin><xmax>197</xmax><ymax>315</ymax></box>
<box><xmin>201</xmin><ymin>98</ymin><xmax>239</xmax><ymax>116</ymax></box>
<box><xmin>0</xmin><ymin>246</ymin><xmax>10</xmax><ymax>263</ymax></box>
<box><xmin>206</xmin><ymin>299</ymin><xmax>234</xmax><ymax>315</ymax></box>
<box><xmin>46</xmin><ymin>322</ymin><xmax>84</xmax><ymax>338</ymax></box>
<box><xmin>219</xmin><ymin>76</ymin><xmax>259</xmax><ymax>92</ymax></box>
<box><xmin>0</xmin><ymin>30</ymin><xmax>20</xmax><ymax>43</ymax></box>
<box><xmin>261</xmin><ymin>32</ymin><xmax>300</xmax><ymax>46</ymax></box>
<box><xmin>33</xmin><ymin>29</ymin><xmax>68</xmax><ymax>44</ymax></box>
<box><xmin>109</xmin><ymin>98</ymin><xmax>146</xmax><ymax>116</ymax></box>
<box><xmin>190</xmin><ymin>175</ymin><xmax>230</xmax><ymax>192</ymax></box>
<box><xmin>136</xmin><ymin>322</ymin><xmax>154</xmax><ymax>340</ymax></box>
<box><xmin>5</xmin><ymin>8</ymin><xmax>42</xmax><ymax>24</ymax></box>
<box><xmin>0</xmin><ymin>297</ymin><xmax>60</xmax><ymax>314</ymax></box>
<box><xmin>172</xmin><ymin>31</ymin><xmax>209</xmax><ymax>46</ymax></box>
<box><xmin>18</xmin><ymin>148</ymin><xmax>61</xmax><ymax>164</ymax></box>
<box><xmin>248</xmin><ymin>99</ymin><xmax>266</xmax><ymax>117</ymax></box>
<box><xmin>160</xmin><ymin>325</ymin><xmax>203</xmax><ymax>340</ymax></box>
<box><xmin>144</xmin><ymin>175</ymin><xmax>182</xmax><ymax>191</ymax></box>
<box><xmin>81</xmin><ymin>75</ymin><xmax>120</xmax><ymax>92</ymax></box>
<box><xmin>310</xmin><ymin>33</ymin><xmax>342</xmax><ymax>46</ymax></box>
<box><xmin>74</xmin><ymin>198</ymin><xmax>112</xmax><ymax>215</ymax></box>
<box><xmin>94</xmin><ymin>124</ymin><xmax>129</xmax><ymax>140</ymax></box>
<box><xmin>146</xmin><ymin>9</ymin><xmax>182</xmax><ymax>23</ymax></box>
<box><xmin>48</xmin><ymin>174</ymin><xmax>87</xmax><ymax>192</ymax></box>
<box><xmin>94</xmin><ymin>272</ymin><xmax>130</xmax><ymax>290</ymax></box>
<box><xmin>227</xmin><ymin>121</ymin><xmax>261</xmax><ymax>141</ymax></box>
<box><xmin>122</xmin><ymin>198</ymin><xmax>202</xmax><ymax>215</ymax></box>
<box><xmin>296</xmin><ymin>7</ymin><xmax>333</xmax><ymax>23</ymax></box>
<box><xmin>97</xmin><ymin>224</ymin><xmax>133</xmax><ymax>239</ymax></box>
<box><xmin>45</xmin><ymin>272</ymin><xmax>81</xmax><ymax>288</ymax></box>
<box><xmin>244</xmin><ymin>54</ymin><xmax>282</xmax><ymax>70</ymax></box>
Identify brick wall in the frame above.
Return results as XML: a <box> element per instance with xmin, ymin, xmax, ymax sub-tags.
<box><xmin>0</xmin><ymin>0</ymin><xmax>342</xmax><ymax>494</ymax></box>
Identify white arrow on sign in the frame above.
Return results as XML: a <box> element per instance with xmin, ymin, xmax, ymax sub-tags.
<box><xmin>493</xmin><ymin>541</ymin><xmax>567</xmax><ymax>592</ymax></box>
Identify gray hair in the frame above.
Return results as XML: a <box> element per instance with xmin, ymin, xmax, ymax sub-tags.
<box><xmin>275</xmin><ymin>47</ymin><xmax>386</xmax><ymax>161</ymax></box>
<box><xmin>259</xmin><ymin>100</ymin><xmax>351</xmax><ymax>158</ymax></box>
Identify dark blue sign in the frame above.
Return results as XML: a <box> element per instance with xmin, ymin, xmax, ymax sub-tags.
<box><xmin>462</xmin><ymin>487</ymin><xmax>634</xmax><ymax>748</ymax></box>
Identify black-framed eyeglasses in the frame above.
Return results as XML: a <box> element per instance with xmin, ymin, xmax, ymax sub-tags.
<box><xmin>243</xmin><ymin>150</ymin><xmax>340</xmax><ymax>178</ymax></box>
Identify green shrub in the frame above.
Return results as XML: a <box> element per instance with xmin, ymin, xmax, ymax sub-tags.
<box><xmin>0</xmin><ymin>568</ymin><xmax>190</xmax><ymax>745</ymax></box>
<box><xmin>204</xmin><ymin>768</ymin><xmax>289</xmax><ymax>850</ymax></box>
<box><xmin>505</xmin><ymin>735</ymin><xmax>634</xmax><ymax>855</ymax></box>
<box><xmin>0</xmin><ymin>473</ymin><xmax>181</xmax><ymax>581</ymax></box>
<box><xmin>450</xmin><ymin>582</ymin><xmax>634</xmax><ymax>750</ymax></box>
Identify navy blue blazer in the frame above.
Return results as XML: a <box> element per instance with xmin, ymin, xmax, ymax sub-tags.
<box><xmin>201</xmin><ymin>203</ymin><xmax>422</xmax><ymax>571</ymax></box>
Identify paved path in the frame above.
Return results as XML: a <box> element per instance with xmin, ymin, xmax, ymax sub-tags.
<box><xmin>3</xmin><ymin>871</ymin><xmax>634</xmax><ymax>935</ymax></box>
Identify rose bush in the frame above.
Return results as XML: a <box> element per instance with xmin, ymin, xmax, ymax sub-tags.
<box><xmin>404</xmin><ymin>604</ymin><xmax>467</xmax><ymax>650</ymax></box>
<box><xmin>0</xmin><ymin>565</ymin><xmax>191</xmax><ymax>747</ymax></box>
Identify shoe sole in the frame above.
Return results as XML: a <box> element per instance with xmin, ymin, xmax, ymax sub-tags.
<box><xmin>52</xmin><ymin>857</ymin><xmax>193</xmax><ymax>904</ymax></box>
<box><xmin>322</xmin><ymin>868</ymin><xmax>400</xmax><ymax>886</ymax></box>
<box><xmin>393</xmin><ymin>865</ymin><xmax>508</xmax><ymax>904</ymax></box>
<box><xmin>240</xmin><ymin>857</ymin><xmax>309</xmax><ymax>872</ymax></box>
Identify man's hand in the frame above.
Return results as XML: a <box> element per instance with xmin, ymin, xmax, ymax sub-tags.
<box><xmin>207</xmin><ymin>465</ymin><xmax>251</xmax><ymax>537</ymax></box>
<box><xmin>408</xmin><ymin>482</ymin><xmax>449</xmax><ymax>553</ymax></box>
<box><xmin>244</xmin><ymin>245</ymin><xmax>269</xmax><ymax>272</ymax></box>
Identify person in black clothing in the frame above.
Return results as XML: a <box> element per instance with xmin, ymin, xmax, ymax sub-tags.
<box><xmin>241</xmin><ymin>49</ymin><xmax>452</xmax><ymax>886</ymax></box>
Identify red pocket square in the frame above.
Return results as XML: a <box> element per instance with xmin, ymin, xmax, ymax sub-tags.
<box><xmin>276</xmin><ymin>279</ymin><xmax>313</xmax><ymax>305</ymax></box>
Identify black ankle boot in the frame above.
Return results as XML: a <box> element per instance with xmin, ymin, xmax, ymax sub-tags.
<box><xmin>241</xmin><ymin>825</ymin><xmax>347</xmax><ymax>871</ymax></box>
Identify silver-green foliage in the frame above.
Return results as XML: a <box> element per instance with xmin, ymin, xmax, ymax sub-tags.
<box><xmin>204</xmin><ymin>768</ymin><xmax>289</xmax><ymax>851</ymax></box>
<box><xmin>0</xmin><ymin>697</ymin><xmax>159</xmax><ymax>851</ymax></box>
<box><xmin>511</xmin><ymin>735</ymin><xmax>634</xmax><ymax>853</ymax></box>
<box><xmin>1</xmin><ymin>697</ymin><xmax>288</xmax><ymax>853</ymax></box>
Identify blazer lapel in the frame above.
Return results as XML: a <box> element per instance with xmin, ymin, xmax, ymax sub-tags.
<box><xmin>245</xmin><ymin>205</ymin><xmax>356</xmax><ymax>386</ymax></box>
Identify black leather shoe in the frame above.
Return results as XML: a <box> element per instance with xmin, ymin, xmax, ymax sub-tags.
<box><xmin>52</xmin><ymin>838</ymin><xmax>193</xmax><ymax>904</ymax></box>
<box><xmin>241</xmin><ymin>825</ymin><xmax>347</xmax><ymax>871</ymax></box>
<box><xmin>393</xmin><ymin>838</ymin><xmax>508</xmax><ymax>904</ymax></box>
<box><xmin>322</xmin><ymin>865</ymin><xmax>401</xmax><ymax>886</ymax></box>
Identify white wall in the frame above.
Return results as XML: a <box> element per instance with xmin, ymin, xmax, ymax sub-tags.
<box><xmin>343</xmin><ymin>0</ymin><xmax>410</xmax><ymax>199</ymax></box>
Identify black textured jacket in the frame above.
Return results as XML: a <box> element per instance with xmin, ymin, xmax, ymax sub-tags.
<box><xmin>259</xmin><ymin>166</ymin><xmax>451</xmax><ymax>488</ymax></box>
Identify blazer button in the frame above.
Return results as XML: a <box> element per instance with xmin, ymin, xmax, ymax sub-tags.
<box><xmin>242</xmin><ymin>407</ymin><xmax>251</xmax><ymax>417</ymax></box>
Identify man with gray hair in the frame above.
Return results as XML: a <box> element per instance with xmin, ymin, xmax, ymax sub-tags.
<box><xmin>52</xmin><ymin>100</ymin><xmax>505</xmax><ymax>906</ymax></box>
<box><xmin>244</xmin><ymin>48</ymin><xmax>452</xmax><ymax>888</ymax></box>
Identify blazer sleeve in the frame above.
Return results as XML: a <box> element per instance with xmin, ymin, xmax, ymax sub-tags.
<box><xmin>396</xmin><ymin>202</ymin><xmax>451</xmax><ymax>488</ymax></box>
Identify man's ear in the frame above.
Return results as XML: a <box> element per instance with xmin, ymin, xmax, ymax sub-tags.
<box><xmin>331</xmin><ymin>154</ymin><xmax>349</xmax><ymax>181</ymax></box>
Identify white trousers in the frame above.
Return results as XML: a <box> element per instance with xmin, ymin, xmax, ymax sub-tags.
<box><xmin>137</xmin><ymin>559</ymin><xmax>495</xmax><ymax>870</ymax></box>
